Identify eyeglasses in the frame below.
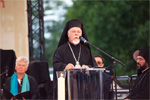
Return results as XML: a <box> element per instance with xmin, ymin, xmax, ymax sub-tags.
<box><xmin>97</xmin><ymin>61</ymin><xmax>103</xmax><ymax>65</ymax></box>
<box><xmin>136</xmin><ymin>58</ymin><xmax>144</xmax><ymax>61</ymax></box>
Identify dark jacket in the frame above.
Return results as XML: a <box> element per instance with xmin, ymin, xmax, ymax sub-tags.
<box><xmin>3</xmin><ymin>75</ymin><xmax>40</xmax><ymax>99</ymax></box>
<box><xmin>125</xmin><ymin>68</ymin><xmax>150</xmax><ymax>100</ymax></box>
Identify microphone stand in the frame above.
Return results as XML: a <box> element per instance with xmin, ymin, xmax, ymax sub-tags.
<box><xmin>86</xmin><ymin>41</ymin><xmax>126</xmax><ymax>100</ymax></box>
<box><xmin>0</xmin><ymin>72</ymin><xmax>6</xmax><ymax>77</ymax></box>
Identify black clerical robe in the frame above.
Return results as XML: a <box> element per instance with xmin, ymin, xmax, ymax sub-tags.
<box><xmin>3</xmin><ymin>75</ymin><xmax>40</xmax><ymax>99</ymax></box>
<box><xmin>53</xmin><ymin>42</ymin><xmax>97</xmax><ymax>99</ymax></box>
<box><xmin>125</xmin><ymin>68</ymin><xmax>150</xmax><ymax>100</ymax></box>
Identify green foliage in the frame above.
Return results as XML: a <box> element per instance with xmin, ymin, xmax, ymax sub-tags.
<box><xmin>45</xmin><ymin>21</ymin><xmax>65</xmax><ymax>67</ymax></box>
<box><xmin>43</xmin><ymin>0</ymin><xmax>68</xmax><ymax>67</ymax></box>
<box><xmin>64</xmin><ymin>0</ymin><xmax>149</xmax><ymax>76</ymax></box>
<box><xmin>43</xmin><ymin>0</ymin><xmax>149</xmax><ymax>76</ymax></box>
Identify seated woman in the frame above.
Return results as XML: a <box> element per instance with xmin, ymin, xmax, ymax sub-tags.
<box><xmin>3</xmin><ymin>56</ymin><xmax>40</xmax><ymax>100</ymax></box>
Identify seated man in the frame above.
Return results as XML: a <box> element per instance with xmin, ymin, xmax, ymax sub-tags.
<box><xmin>125</xmin><ymin>48</ymin><xmax>149</xmax><ymax>100</ymax></box>
<box><xmin>3</xmin><ymin>56</ymin><xmax>40</xmax><ymax>100</ymax></box>
<box><xmin>94</xmin><ymin>55</ymin><xmax>112</xmax><ymax>99</ymax></box>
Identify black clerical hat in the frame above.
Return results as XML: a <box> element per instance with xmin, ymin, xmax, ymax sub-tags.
<box><xmin>133</xmin><ymin>48</ymin><xmax>149</xmax><ymax>65</ymax></box>
<box><xmin>67</xmin><ymin>19</ymin><xmax>82</xmax><ymax>30</ymax></box>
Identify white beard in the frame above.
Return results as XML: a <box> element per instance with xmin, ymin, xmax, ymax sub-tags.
<box><xmin>72</xmin><ymin>40</ymin><xmax>80</xmax><ymax>45</ymax></box>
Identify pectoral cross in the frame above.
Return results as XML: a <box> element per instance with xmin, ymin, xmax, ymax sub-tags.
<box><xmin>75</xmin><ymin>61</ymin><xmax>81</xmax><ymax>68</ymax></box>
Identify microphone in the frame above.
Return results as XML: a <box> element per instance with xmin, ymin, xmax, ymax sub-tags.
<box><xmin>5</xmin><ymin>66</ymin><xmax>9</xmax><ymax>77</ymax></box>
<box><xmin>79</xmin><ymin>36</ymin><xmax>88</xmax><ymax>43</ymax></box>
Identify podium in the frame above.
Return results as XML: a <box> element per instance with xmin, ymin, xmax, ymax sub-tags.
<box><xmin>67</xmin><ymin>68</ymin><xmax>105</xmax><ymax>100</ymax></box>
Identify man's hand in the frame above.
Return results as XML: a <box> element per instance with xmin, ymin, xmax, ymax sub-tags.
<box><xmin>124</xmin><ymin>99</ymin><xmax>130</xmax><ymax>100</ymax></box>
<box><xmin>65</xmin><ymin>63</ymin><xmax>74</xmax><ymax>69</ymax></box>
<box><xmin>81</xmin><ymin>65</ymin><xmax>89</xmax><ymax>68</ymax></box>
<box><xmin>11</xmin><ymin>97</ymin><xmax>19</xmax><ymax>100</ymax></box>
<box><xmin>22</xmin><ymin>97</ymin><xmax>26</xmax><ymax>100</ymax></box>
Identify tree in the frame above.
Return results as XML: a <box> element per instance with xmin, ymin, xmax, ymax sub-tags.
<box><xmin>65</xmin><ymin>0</ymin><xmax>149</xmax><ymax>76</ymax></box>
<box><xmin>43</xmin><ymin>0</ymin><xmax>71</xmax><ymax>67</ymax></box>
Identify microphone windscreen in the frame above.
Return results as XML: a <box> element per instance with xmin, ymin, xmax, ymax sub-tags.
<box><xmin>79</xmin><ymin>36</ymin><xmax>88</xmax><ymax>43</ymax></box>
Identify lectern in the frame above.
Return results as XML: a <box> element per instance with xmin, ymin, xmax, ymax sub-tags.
<box><xmin>67</xmin><ymin>68</ymin><xmax>105</xmax><ymax>100</ymax></box>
